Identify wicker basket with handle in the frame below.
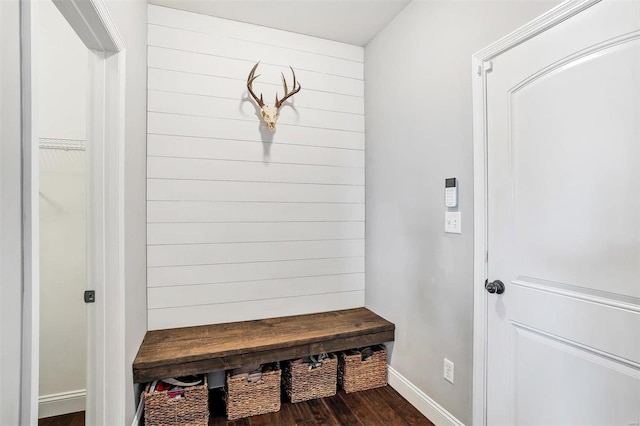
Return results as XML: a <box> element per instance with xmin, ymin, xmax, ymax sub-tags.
<box><xmin>143</xmin><ymin>376</ymin><xmax>209</xmax><ymax>426</ymax></box>
<box><xmin>283</xmin><ymin>353</ymin><xmax>337</xmax><ymax>403</ymax></box>
<box><xmin>338</xmin><ymin>344</ymin><xmax>387</xmax><ymax>393</ymax></box>
<box><xmin>225</xmin><ymin>365</ymin><xmax>281</xmax><ymax>420</ymax></box>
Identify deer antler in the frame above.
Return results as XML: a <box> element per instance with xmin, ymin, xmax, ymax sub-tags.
<box><xmin>247</xmin><ymin>62</ymin><xmax>265</xmax><ymax>107</ymax></box>
<box><xmin>275</xmin><ymin>66</ymin><xmax>301</xmax><ymax>109</ymax></box>
<box><xmin>246</xmin><ymin>62</ymin><xmax>302</xmax><ymax>132</ymax></box>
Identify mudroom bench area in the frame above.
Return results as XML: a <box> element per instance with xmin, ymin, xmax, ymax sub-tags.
<box><xmin>133</xmin><ymin>308</ymin><xmax>396</xmax><ymax>423</ymax></box>
<box><xmin>133</xmin><ymin>308</ymin><xmax>394</xmax><ymax>383</ymax></box>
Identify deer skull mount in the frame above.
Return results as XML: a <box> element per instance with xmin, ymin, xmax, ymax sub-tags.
<box><xmin>247</xmin><ymin>62</ymin><xmax>301</xmax><ymax>131</ymax></box>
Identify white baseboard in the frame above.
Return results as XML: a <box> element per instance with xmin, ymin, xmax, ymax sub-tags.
<box><xmin>387</xmin><ymin>366</ymin><xmax>465</xmax><ymax>426</ymax></box>
<box><xmin>38</xmin><ymin>389</ymin><xmax>85</xmax><ymax>419</ymax></box>
<box><xmin>131</xmin><ymin>396</ymin><xmax>144</xmax><ymax>426</ymax></box>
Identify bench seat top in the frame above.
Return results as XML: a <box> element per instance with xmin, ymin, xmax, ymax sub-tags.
<box><xmin>133</xmin><ymin>307</ymin><xmax>395</xmax><ymax>383</ymax></box>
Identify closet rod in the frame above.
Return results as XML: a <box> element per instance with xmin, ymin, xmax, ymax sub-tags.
<box><xmin>39</xmin><ymin>137</ymin><xmax>86</xmax><ymax>151</ymax></box>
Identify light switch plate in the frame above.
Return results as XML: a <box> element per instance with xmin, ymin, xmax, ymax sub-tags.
<box><xmin>445</xmin><ymin>212</ymin><xmax>461</xmax><ymax>234</ymax></box>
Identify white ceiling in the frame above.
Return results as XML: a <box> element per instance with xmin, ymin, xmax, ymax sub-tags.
<box><xmin>148</xmin><ymin>0</ymin><xmax>411</xmax><ymax>46</ymax></box>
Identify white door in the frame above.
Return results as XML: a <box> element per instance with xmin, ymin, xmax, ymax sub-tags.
<box><xmin>485</xmin><ymin>1</ymin><xmax>640</xmax><ymax>424</ymax></box>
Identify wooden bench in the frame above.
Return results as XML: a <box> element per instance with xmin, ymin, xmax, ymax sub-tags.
<box><xmin>133</xmin><ymin>307</ymin><xmax>395</xmax><ymax>383</ymax></box>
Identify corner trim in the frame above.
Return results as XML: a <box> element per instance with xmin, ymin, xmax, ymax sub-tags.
<box><xmin>387</xmin><ymin>366</ymin><xmax>464</xmax><ymax>426</ymax></box>
<box><xmin>52</xmin><ymin>0</ymin><xmax>124</xmax><ymax>52</ymax></box>
<box><xmin>38</xmin><ymin>390</ymin><xmax>86</xmax><ymax>419</ymax></box>
<box><xmin>131</xmin><ymin>397</ymin><xmax>144</xmax><ymax>426</ymax></box>
<box><xmin>473</xmin><ymin>0</ymin><xmax>601</xmax><ymax>62</ymax></box>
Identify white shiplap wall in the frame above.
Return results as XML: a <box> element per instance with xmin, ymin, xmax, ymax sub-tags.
<box><xmin>147</xmin><ymin>5</ymin><xmax>365</xmax><ymax>330</ymax></box>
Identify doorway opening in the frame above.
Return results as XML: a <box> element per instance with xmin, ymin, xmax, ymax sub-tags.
<box><xmin>19</xmin><ymin>0</ymin><xmax>127</xmax><ymax>423</ymax></box>
<box><xmin>37</xmin><ymin>1</ymin><xmax>89</xmax><ymax>421</ymax></box>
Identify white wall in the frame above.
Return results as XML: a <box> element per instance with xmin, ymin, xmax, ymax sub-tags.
<box><xmin>146</xmin><ymin>5</ymin><xmax>365</xmax><ymax>330</ymax></box>
<box><xmin>364</xmin><ymin>1</ymin><xmax>560</xmax><ymax>424</ymax></box>
<box><xmin>37</xmin><ymin>1</ymin><xmax>88</xmax><ymax>418</ymax></box>
<box><xmin>101</xmin><ymin>0</ymin><xmax>149</xmax><ymax>421</ymax></box>
<box><xmin>38</xmin><ymin>1</ymin><xmax>87</xmax><ymax>141</ymax></box>
<box><xmin>0</xmin><ymin>1</ymin><xmax>24</xmax><ymax>424</ymax></box>
<box><xmin>38</xmin><ymin>150</ymin><xmax>87</xmax><ymax>417</ymax></box>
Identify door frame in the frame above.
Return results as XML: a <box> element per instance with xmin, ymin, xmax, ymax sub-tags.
<box><xmin>1</xmin><ymin>2</ymin><xmax>30</xmax><ymax>425</ymax></box>
<box><xmin>470</xmin><ymin>0</ymin><xmax>601</xmax><ymax>424</ymax></box>
<box><xmin>20</xmin><ymin>0</ymin><xmax>126</xmax><ymax>424</ymax></box>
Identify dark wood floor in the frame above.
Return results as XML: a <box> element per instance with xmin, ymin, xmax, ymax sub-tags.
<box><xmin>37</xmin><ymin>386</ymin><xmax>434</xmax><ymax>426</ymax></box>
<box><xmin>210</xmin><ymin>386</ymin><xmax>434</xmax><ymax>426</ymax></box>
<box><xmin>38</xmin><ymin>411</ymin><xmax>84</xmax><ymax>426</ymax></box>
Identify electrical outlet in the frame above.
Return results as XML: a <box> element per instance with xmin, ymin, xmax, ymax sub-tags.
<box><xmin>444</xmin><ymin>358</ymin><xmax>454</xmax><ymax>384</ymax></box>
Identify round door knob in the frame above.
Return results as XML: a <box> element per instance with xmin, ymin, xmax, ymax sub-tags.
<box><xmin>485</xmin><ymin>279</ymin><xmax>505</xmax><ymax>295</ymax></box>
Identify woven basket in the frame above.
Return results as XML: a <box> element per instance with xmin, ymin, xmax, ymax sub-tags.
<box><xmin>143</xmin><ymin>376</ymin><xmax>209</xmax><ymax>426</ymax></box>
<box><xmin>338</xmin><ymin>345</ymin><xmax>388</xmax><ymax>393</ymax></box>
<box><xmin>225</xmin><ymin>366</ymin><xmax>281</xmax><ymax>420</ymax></box>
<box><xmin>283</xmin><ymin>354</ymin><xmax>338</xmax><ymax>403</ymax></box>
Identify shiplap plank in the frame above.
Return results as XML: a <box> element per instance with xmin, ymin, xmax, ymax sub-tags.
<box><xmin>148</xmin><ymin>24</ymin><xmax>363</xmax><ymax>80</ymax></box>
<box><xmin>148</xmin><ymin>273</ymin><xmax>364</xmax><ymax>309</ymax></box>
<box><xmin>147</xmin><ymin>135</ymin><xmax>365</xmax><ymax>167</ymax></box>
<box><xmin>148</xmin><ymin>257</ymin><xmax>364</xmax><ymax>287</ymax></box>
<box><xmin>148</xmin><ymin>291</ymin><xmax>365</xmax><ymax>330</ymax></box>
<box><xmin>147</xmin><ymin>239</ymin><xmax>365</xmax><ymax>267</ymax></box>
<box><xmin>146</xmin><ymin>6</ymin><xmax>366</xmax><ymax>328</ymax></box>
<box><xmin>147</xmin><ymin>201</ymin><xmax>364</xmax><ymax>223</ymax></box>
<box><xmin>148</xmin><ymin>68</ymin><xmax>364</xmax><ymax>115</ymax></box>
<box><xmin>148</xmin><ymin>179</ymin><xmax>365</xmax><ymax>203</ymax></box>
<box><xmin>147</xmin><ymin>157</ymin><xmax>364</xmax><ymax>186</ymax></box>
<box><xmin>148</xmin><ymin>112</ymin><xmax>365</xmax><ymax>150</ymax></box>
<box><xmin>148</xmin><ymin>47</ymin><xmax>364</xmax><ymax>97</ymax></box>
<box><xmin>147</xmin><ymin>5</ymin><xmax>363</xmax><ymax>62</ymax></box>
<box><xmin>148</xmin><ymin>90</ymin><xmax>365</xmax><ymax>132</ymax></box>
<box><xmin>148</xmin><ymin>221</ymin><xmax>364</xmax><ymax>245</ymax></box>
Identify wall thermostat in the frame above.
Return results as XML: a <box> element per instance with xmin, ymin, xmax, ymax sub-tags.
<box><xmin>445</xmin><ymin>178</ymin><xmax>458</xmax><ymax>208</ymax></box>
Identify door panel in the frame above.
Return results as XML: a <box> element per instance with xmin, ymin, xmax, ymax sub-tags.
<box><xmin>512</xmin><ymin>40</ymin><xmax>640</xmax><ymax>298</ymax></box>
<box><xmin>486</xmin><ymin>1</ymin><xmax>640</xmax><ymax>424</ymax></box>
<box><xmin>510</xmin><ymin>281</ymin><xmax>640</xmax><ymax>364</ymax></box>
<box><xmin>511</xmin><ymin>323</ymin><xmax>640</xmax><ymax>426</ymax></box>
